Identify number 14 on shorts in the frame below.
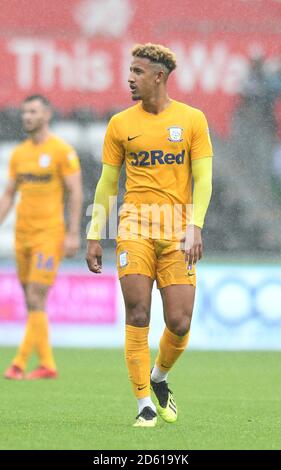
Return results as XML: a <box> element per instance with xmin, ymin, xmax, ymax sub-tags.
<box><xmin>36</xmin><ymin>253</ymin><xmax>54</xmax><ymax>271</ymax></box>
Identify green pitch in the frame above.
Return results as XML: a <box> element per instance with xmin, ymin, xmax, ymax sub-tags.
<box><xmin>0</xmin><ymin>348</ymin><xmax>280</xmax><ymax>450</ymax></box>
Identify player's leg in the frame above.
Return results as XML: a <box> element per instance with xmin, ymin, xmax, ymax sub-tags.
<box><xmin>117</xmin><ymin>239</ymin><xmax>157</xmax><ymax>426</ymax></box>
<box><xmin>151</xmin><ymin>242</ymin><xmax>196</xmax><ymax>422</ymax></box>
<box><xmin>23</xmin><ymin>240</ymin><xmax>63</xmax><ymax>379</ymax></box>
<box><xmin>24</xmin><ymin>281</ymin><xmax>59</xmax><ymax>379</ymax></box>
<box><xmin>120</xmin><ymin>274</ymin><xmax>157</xmax><ymax>427</ymax></box>
<box><xmin>151</xmin><ymin>284</ymin><xmax>195</xmax><ymax>423</ymax></box>
<box><xmin>4</xmin><ymin>245</ymin><xmax>31</xmax><ymax>379</ymax></box>
<box><xmin>157</xmin><ymin>283</ymin><xmax>195</xmax><ymax>371</ymax></box>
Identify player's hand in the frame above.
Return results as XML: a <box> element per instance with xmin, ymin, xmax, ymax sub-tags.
<box><xmin>86</xmin><ymin>240</ymin><xmax>103</xmax><ymax>273</ymax></box>
<box><xmin>181</xmin><ymin>225</ymin><xmax>203</xmax><ymax>266</ymax></box>
<box><xmin>64</xmin><ymin>232</ymin><xmax>80</xmax><ymax>258</ymax></box>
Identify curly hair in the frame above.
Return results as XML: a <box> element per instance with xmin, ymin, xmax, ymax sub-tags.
<box><xmin>132</xmin><ymin>43</ymin><xmax>177</xmax><ymax>74</ymax></box>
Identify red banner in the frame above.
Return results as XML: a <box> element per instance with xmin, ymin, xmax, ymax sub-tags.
<box><xmin>0</xmin><ymin>0</ymin><xmax>281</xmax><ymax>135</ymax></box>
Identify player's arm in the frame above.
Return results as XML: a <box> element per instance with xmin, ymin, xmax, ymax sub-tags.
<box><xmin>63</xmin><ymin>171</ymin><xmax>83</xmax><ymax>257</ymax></box>
<box><xmin>182</xmin><ymin>110</ymin><xmax>213</xmax><ymax>265</ymax></box>
<box><xmin>86</xmin><ymin>163</ymin><xmax>121</xmax><ymax>273</ymax></box>
<box><xmin>0</xmin><ymin>178</ymin><xmax>17</xmax><ymax>225</ymax></box>
<box><xmin>183</xmin><ymin>157</ymin><xmax>212</xmax><ymax>265</ymax></box>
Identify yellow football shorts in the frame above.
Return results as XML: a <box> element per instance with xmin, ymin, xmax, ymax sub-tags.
<box><xmin>15</xmin><ymin>232</ymin><xmax>64</xmax><ymax>286</ymax></box>
<box><xmin>116</xmin><ymin>238</ymin><xmax>196</xmax><ymax>289</ymax></box>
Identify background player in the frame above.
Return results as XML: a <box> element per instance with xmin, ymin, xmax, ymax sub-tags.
<box><xmin>0</xmin><ymin>95</ymin><xmax>82</xmax><ymax>380</ymax></box>
<box><xmin>86</xmin><ymin>44</ymin><xmax>213</xmax><ymax>426</ymax></box>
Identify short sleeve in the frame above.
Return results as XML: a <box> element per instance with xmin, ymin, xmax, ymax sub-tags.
<box><xmin>190</xmin><ymin>110</ymin><xmax>213</xmax><ymax>160</ymax></box>
<box><xmin>9</xmin><ymin>151</ymin><xmax>17</xmax><ymax>179</ymax></box>
<box><xmin>59</xmin><ymin>144</ymin><xmax>81</xmax><ymax>176</ymax></box>
<box><xmin>102</xmin><ymin>117</ymin><xmax>124</xmax><ymax>166</ymax></box>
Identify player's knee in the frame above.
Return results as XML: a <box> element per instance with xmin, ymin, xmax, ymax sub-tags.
<box><xmin>25</xmin><ymin>285</ymin><xmax>45</xmax><ymax>311</ymax></box>
<box><xmin>126</xmin><ymin>303</ymin><xmax>150</xmax><ymax>327</ymax></box>
<box><xmin>26</xmin><ymin>293</ymin><xmax>41</xmax><ymax>311</ymax></box>
<box><xmin>167</xmin><ymin>315</ymin><xmax>191</xmax><ymax>336</ymax></box>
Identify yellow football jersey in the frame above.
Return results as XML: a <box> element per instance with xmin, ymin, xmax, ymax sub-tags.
<box><xmin>9</xmin><ymin>134</ymin><xmax>80</xmax><ymax>233</ymax></box>
<box><xmin>102</xmin><ymin>100</ymin><xmax>213</xmax><ymax>240</ymax></box>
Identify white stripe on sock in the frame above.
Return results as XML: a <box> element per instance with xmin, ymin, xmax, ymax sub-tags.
<box><xmin>151</xmin><ymin>365</ymin><xmax>168</xmax><ymax>383</ymax></box>
<box><xmin>137</xmin><ymin>397</ymin><xmax>156</xmax><ymax>414</ymax></box>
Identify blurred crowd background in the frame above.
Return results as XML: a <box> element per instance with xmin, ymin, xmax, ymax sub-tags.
<box><xmin>1</xmin><ymin>0</ymin><xmax>281</xmax><ymax>260</ymax></box>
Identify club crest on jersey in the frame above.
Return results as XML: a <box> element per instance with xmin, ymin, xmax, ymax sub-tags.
<box><xmin>39</xmin><ymin>154</ymin><xmax>51</xmax><ymax>168</ymax></box>
<box><xmin>168</xmin><ymin>127</ymin><xmax>183</xmax><ymax>142</ymax></box>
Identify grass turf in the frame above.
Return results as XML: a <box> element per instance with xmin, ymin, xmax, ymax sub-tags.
<box><xmin>0</xmin><ymin>348</ymin><xmax>280</xmax><ymax>450</ymax></box>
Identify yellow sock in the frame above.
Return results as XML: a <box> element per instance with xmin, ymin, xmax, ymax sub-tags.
<box><xmin>125</xmin><ymin>325</ymin><xmax>150</xmax><ymax>399</ymax></box>
<box><xmin>14</xmin><ymin>311</ymin><xmax>56</xmax><ymax>370</ymax></box>
<box><xmin>13</xmin><ymin>312</ymin><xmax>38</xmax><ymax>370</ymax></box>
<box><xmin>156</xmin><ymin>327</ymin><xmax>190</xmax><ymax>372</ymax></box>
<box><xmin>33</xmin><ymin>312</ymin><xmax>56</xmax><ymax>370</ymax></box>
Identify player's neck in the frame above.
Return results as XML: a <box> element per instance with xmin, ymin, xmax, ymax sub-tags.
<box><xmin>141</xmin><ymin>93</ymin><xmax>171</xmax><ymax>115</ymax></box>
<box><xmin>29</xmin><ymin>128</ymin><xmax>50</xmax><ymax>145</ymax></box>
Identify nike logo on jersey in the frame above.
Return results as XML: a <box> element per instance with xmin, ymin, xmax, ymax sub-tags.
<box><xmin>137</xmin><ymin>385</ymin><xmax>147</xmax><ymax>391</ymax></box>
<box><xmin>187</xmin><ymin>273</ymin><xmax>195</xmax><ymax>277</ymax></box>
<box><xmin>128</xmin><ymin>135</ymin><xmax>141</xmax><ymax>141</ymax></box>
